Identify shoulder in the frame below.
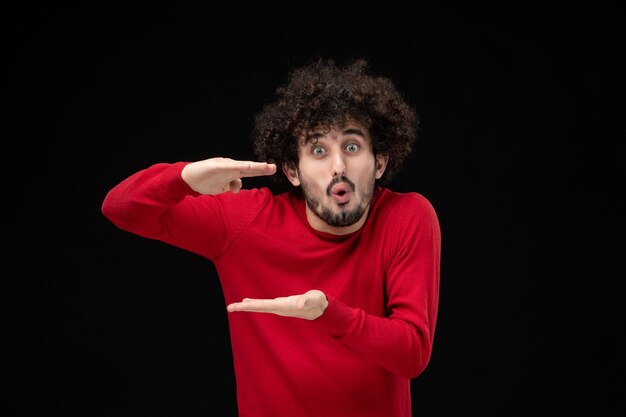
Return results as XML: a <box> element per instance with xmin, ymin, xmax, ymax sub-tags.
<box><xmin>374</xmin><ymin>188</ymin><xmax>437</xmax><ymax>218</ymax></box>
<box><xmin>372</xmin><ymin>188</ymin><xmax>440</xmax><ymax>235</ymax></box>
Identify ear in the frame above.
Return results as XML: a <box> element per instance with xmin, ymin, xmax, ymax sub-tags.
<box><xmin>282</xmin><ymin>162</ymin><xmax>300</xmax><ymax>186</ymax></box>
<box><xmin>374</xmin><ymin>154</ymin><xmax>389</xmax><ymax>179</ymax></box>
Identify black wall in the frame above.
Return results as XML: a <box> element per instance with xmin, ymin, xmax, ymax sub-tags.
<box><xmin>9</xmin><ymin>2</ymin><xmax>623</xmax><ymax>416</ymax></box>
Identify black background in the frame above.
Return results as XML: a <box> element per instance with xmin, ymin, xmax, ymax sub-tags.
<box><xmin>8</xmin><ymin>2</ymin><xmax>624</xmax><ymax>416</ymax></box>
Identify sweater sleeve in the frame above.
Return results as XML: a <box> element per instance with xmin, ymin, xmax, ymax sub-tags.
<box><xmin>101</xmin><ymin>162</ymin><xmax>229</xmax><ymax>260</ymax></box>
<box><xmin>311</xmin><ymin>194</ymin><xmax>441</xmax><ymax>379</ymax></box>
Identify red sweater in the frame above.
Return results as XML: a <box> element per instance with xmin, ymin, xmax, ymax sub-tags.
<box><xmin>102</xmin><ymin>162</ymin><xmax>441</xmax><ymax>417</ymax></box>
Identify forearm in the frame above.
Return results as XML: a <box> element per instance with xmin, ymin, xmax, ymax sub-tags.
<box><xmin>311</xmin><ymin>295</ymin><xmax>435</xmax><ymax>379</ymax></box>
<box><xmin>101</xmin><ymin>162</ymin><xmax>196</xmax><ymax>237</ymax></box>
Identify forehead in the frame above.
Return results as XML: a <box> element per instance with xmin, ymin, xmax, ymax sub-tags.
<box><xmin>300</xmin><ymin>121</ymin><xmax>371</xmax><ymax>144</ymax></box>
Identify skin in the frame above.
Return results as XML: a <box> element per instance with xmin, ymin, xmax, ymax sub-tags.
<box><xmin>283</xmin><ymin>122</ymin><xmax>388</xmax><ymax>235</ymax></box>
<box><xmin>182</xmin><ymin>122</ymin><xmax>388</xmax><ymax>320</ymax></box>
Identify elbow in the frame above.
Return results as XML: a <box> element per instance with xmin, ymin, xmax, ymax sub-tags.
<box><xmin>401</xmin><ymin>345</ymin><xmax>432</xmax><ymax>379</ymax></box>
<box><xmin>101</xmin><ymin>198</ymin><xmax>114</xmax><ymax>221</ymax></box>
<box><xmin>101</xmin><ymin>195</ymin><xmax>132</xmax><ymax>231</ymax></box>
<box><xmin>101</xmin><ymin>197</ymin><xmax>121</xmax><ymax>227</ymax></box>
<box><xmin>405</xmin><ymin>352</ymin><xmax>431</xmax><ymax>379</ymax></box>
<box><xmin>402</xmin><ymin>326</ymin><xmax>434</xmax><ymax>379</ymax></box>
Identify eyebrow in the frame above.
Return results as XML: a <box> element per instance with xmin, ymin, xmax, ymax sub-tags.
<box><xmin>304</xmin><ymin>128</ymin><xmax>366</xmax><ymax>144</ymax></box>
<box><xmin>343</xmin><ymin>128</ymin><xmax>366</xmax><ymax>137</ymax></box>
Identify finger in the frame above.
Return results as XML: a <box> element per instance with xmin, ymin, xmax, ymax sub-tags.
<box><xmin>229</xmin><ymin>179</ymin><xmax>243</xmax><ymax>193</ymax></box>
<box><xmin>227</xmin><ymin>304</ymin><xmax>273</xmax><ymax>313</ymax></box>
<box><xmin>238</xmin><ymin>162</ymin><xmax>277</xmax><ymax>178</ymax></box>
<box><xmin>227</xmin><ymin>298</ymin><xmax>276</xmax><ymax>312</ymax></box>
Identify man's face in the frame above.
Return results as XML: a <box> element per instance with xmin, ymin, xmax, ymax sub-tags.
<box><xmin>283</xmin><ymin>121</ymin><xmax>388</xmax><ymax>234</ymax></box>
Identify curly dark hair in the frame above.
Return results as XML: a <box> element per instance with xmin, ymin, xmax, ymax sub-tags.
<box><xmin>252</xmin><ymin>58</ymin><xmax>418</xmax><ymax>187</ymax></box>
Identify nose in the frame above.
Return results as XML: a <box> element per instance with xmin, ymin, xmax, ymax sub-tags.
<box><xmin>331</xmin><ymin>152</ymin><xmax>346</xmax><ymax>177</ymax></box>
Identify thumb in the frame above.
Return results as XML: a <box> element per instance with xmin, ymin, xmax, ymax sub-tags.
<box><xmin>296</xmin><ymin>295</ymin><xmax>308</xmax><ymax>310</ymax></box>
<box><xmin>229</xmin><ymin>179</ymin><xmax>243</xmax><ymax>193</ymax></box>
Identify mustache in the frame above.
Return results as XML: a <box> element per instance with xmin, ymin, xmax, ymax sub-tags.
<box><xmin>326</xmin><ymin>176</ymin><xmax>355</xmax><ymax>196</ymax></box>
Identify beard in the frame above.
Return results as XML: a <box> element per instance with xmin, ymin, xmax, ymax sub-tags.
<box><xmin>299</xmin><ymin>170</ymin><xmax>377</xmax><ymax>228</ymax></box>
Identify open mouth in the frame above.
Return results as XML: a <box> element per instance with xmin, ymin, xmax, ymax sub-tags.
<box><xmin>331</xmin><ymin>183</ymin><xmax>352</xmax><ymax>204</ymax></box>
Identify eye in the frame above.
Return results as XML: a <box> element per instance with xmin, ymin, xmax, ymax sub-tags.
<box><xmin>345</xmin><ymin>143</ymin><xmax>359</xmax><ymax>152</ymax></box>
<box><xmin>312</xmin><ymin>146</ymin><xmax>325</xmax><ymax>156</ymax></box>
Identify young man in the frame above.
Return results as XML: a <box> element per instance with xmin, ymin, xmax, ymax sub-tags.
<box><xmin>102</xmin><ymin>58</ymin><xmax>441</xmax><ymax>417</ymax></box>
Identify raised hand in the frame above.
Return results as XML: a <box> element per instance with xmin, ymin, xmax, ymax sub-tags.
<box><xmin>181</xmin><ymin>157</ymin><xmax>277</xmax><ymax>195</ymax></box>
